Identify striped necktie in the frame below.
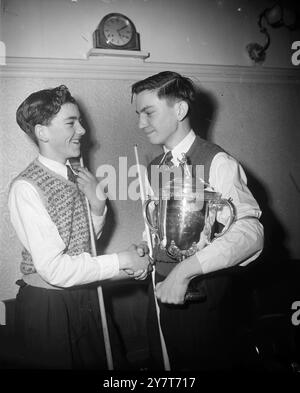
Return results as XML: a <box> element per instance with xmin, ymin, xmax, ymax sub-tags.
<box><xmin>66</xmin><ymin>164</ymin><xmax>77</xmax><ymax>183</ymax></box>
<box><xmin>160</xmin><ymin>151</ymin><xmax>173</xmax><ymax>167</ymax></box>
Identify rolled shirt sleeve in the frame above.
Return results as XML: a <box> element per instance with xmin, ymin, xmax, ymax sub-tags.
<box><xmin>195</xmin><ymin>152</ymin><xmax>264</xmax><ymax>275</ymax></box>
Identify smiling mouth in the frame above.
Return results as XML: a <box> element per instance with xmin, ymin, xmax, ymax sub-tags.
<box><xmin>71</xmin><ymin>140</ymin><xmax>81</xmax><ymax>145</ymax></box>
<box><xmin>145</xmin><ymin>130</ymin><xmax>155</xmax><ymax>136</ymax></box>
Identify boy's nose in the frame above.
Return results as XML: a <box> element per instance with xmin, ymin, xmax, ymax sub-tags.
<box><xmin>138</xmin><ymin>114</ymin><xmax>148</xmax><ymax>129</ymax></box>
<box><xmin>76</xmin><ymin>123</ymin><xmax>86</xmax><ymax>135</ymax></box>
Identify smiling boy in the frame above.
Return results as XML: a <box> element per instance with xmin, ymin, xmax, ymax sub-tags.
<box><xmin>8</xmin><ymin>85</ymin><xmax>149</xmax><ymax>369</ymax></box>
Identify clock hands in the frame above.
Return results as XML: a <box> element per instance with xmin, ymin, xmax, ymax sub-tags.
<box><xmin>114</xmin><ymin>25</ymin><xmax>130</xmax><ymax>43</ymax></box>
<box><xmin>117</xmin><ymin>25</ymin><xmax>129</xmax><ymax>33</ymax></box>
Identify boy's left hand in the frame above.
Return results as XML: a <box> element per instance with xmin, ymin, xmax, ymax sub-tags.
<box><xmin>155</xmin><ymin>263</ymin><xmax>189</xmax><ymax>304</ymax></box>
<box><xmin>76</xmin><ymin>167</ymin><xmax>106</xmax><ymax>216</ymax></box>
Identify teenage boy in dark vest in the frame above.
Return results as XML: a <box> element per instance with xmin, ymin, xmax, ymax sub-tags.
<box><xmin>8</xmin><ymin>85</ymin><xmax>149</xmax><ymax>369</ymax></box>
<box><xmin>131</xmin><ymin>71</ymin><xmax>264</xmax><ymax>371</ymax></box>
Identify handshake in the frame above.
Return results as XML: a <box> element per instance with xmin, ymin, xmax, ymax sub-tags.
<box><xmin>117</xmin><ymin>242</ymin><xmax>152</xmax><ymax>280</ymax></box>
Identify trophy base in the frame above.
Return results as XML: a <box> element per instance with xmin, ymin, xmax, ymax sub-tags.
<box><xmin>166</xmin><ymin>240</ymin><xmax>199</xmax><ymax>262</ymax></box>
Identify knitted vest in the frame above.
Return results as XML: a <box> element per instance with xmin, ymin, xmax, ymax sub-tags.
<box><xmin>147</xmin><ymin>136</ymin><xmax>224</xmax><ymax>276</ymax></box>
<box><xmin>15</xmin><ymin>160</ymin><xmax>91</xmax><ymax>276</ymax></box>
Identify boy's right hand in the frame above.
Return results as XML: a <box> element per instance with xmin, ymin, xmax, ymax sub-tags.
<box><xmin>118</xmin><ymin>244</ymin><xmax>150</xmax><ymax>277</ymax></box>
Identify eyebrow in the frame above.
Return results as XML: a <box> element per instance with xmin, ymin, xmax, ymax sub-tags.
<box><xmin>64</xmin><ymin>116</ymin><xmax>80</xmax><ymax>121</ymax></box>
<box><xmin>136</xmin><ymin>105</ymin><xmax>155</xmax><ymax>115</ymax></box>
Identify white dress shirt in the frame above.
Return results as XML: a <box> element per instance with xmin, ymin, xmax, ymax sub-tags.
<box><xmin>8</xmin><ymin>155</ymin><xmax>119</xmax><ymax>288</ymax></box>
<box><xmin>145</xmin><ymin>130</ymin><xmax>264</xmax><ymax>275</ymax></box>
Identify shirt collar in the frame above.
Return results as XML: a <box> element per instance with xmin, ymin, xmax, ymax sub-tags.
<box><xmin>38</xmin><ymin>154</ymin><xmax>69</xmax><ymax>179</ymax></box>
<box><xmin>163</xmin><ymin>130</ymin><xmax>196</xmax><ymax>166</ymax></box>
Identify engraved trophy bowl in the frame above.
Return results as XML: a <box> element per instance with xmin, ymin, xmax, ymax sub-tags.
<box><xmin>143</xmin><ymin>179</ymin><xmax>235</xmax><ymax>262</ymax></box>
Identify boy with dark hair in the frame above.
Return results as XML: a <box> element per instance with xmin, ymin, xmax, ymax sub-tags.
<box><xmin>132</xmin><ymin>71</ymin><xmax>264</xmax><ymax>371</ymax></box>
<box><xmin>9</xmin><ymin>85</ymin><xmax>149</xmax><ymax>369</ymax></box>
<box><xmin>131</xmin><ymin>71</ymin><xmax>195</xmax><ymax>105</ymax></box>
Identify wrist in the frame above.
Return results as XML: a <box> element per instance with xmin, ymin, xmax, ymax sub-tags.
<box><xmin>179</xmin><ymin>254</ymin><xmax>203</xmax><ymax>281</ymax></box>
<box><xmin>176</xmin><ymin>262</ymin><xmax>192</xmax><ymax>284</ymax></box>
<box><xmin>90</xmin><ymin>200</ymin><xmax>106</xmax><ymax>216</ymax></box>
<box><xmin>117</xmin><ymin>251</ymin><xmax>129</xmax><ymax>270</ymax></box>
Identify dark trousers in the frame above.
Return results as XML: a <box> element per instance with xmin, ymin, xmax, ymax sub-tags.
<box><xmin>15</xmin><ymin>282</ymin><xmax>124</xmax><ymax>369</ymax></box>
<box><xmin>147</xmin><ymin>273</ymin><xmax>238</xmax><ymax>371</ymax></box>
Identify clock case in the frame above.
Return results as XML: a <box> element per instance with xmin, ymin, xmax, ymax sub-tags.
<box><xmin>93</xmin><ymin>13</ymin><xmax>140</xmax><ymax>51</ymax></box>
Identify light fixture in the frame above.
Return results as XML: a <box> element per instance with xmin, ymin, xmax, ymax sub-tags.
<box><xmin>246</xmin><ymin>2</ymin><xmax>297</xmax><ymax>64</ymax></box>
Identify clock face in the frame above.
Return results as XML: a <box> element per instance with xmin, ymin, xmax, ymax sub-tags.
<box><xmin>103</xmin><ymin>15</ymin><xmax>133</xmax><ymax>47</ymax></box>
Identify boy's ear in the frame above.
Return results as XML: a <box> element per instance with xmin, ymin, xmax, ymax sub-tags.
<box><xmin>34</xmin><ymin>124</ymin><xmax>49</xmax><ymax>143</ymax></box>
<box><xmin>176</xmin><ymin>100</ymin><xmax>189</xmax><ymax>121</ymax></box>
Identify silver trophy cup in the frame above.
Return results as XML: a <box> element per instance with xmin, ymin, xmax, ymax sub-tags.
<box><xmin>143</xmin><ymin>187</ymin><xmax>235</xmax><ymax>261</ymax></box>
<box><xmin>143</xmin><ymin>155</ymin><xmax>235</xmax><ymax>301</ymax></box>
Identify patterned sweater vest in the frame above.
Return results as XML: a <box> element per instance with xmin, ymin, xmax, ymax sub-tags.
<box><xmin>147</xmin><ymin>136</ymin><xmax>224</xmax><ymax>276</ymax></box>
<box><xmin>15</xmin><ymin>160</ymin><xmax>91</xmax><ymax>276</ymax></box>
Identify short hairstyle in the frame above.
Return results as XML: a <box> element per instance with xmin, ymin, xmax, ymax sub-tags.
<box><xmin>16</xmin><ymin>85</ymin><xmax>77</xmax><ymax>145</ymax></box>
<box><xmin>131</xmin><ymin>71</ymin><xmax>196</xmax><ymax>106</ymax></box>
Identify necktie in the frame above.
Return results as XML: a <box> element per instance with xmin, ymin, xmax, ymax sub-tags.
<box><xmin>66</xmin><ymin>164</ymin><xmax>77</xmax><ymax>183</ymax></box>
<box><xmin>160</xmin><ymin>151</ymin><xmax>173</xmax><ymax>168</ymax></box>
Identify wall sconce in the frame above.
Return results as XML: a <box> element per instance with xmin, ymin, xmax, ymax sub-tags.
<box><xmin>246</xmin><ymin>2</ymin><xmax>297</xmax><ymax>64</ymax></box>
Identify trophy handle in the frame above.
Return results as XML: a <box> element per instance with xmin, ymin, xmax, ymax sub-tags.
<box><xmin>214</xmin><ymin>198</ymin><xmax>235</xmax><ymax>238</ymax></box>
<box><xmin>143</xmin><ymin>199</ymin><xmax>158</xmax><ymax>234</ymax></box>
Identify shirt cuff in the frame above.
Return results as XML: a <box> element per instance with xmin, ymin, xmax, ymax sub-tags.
<box><xmin>97</xmin><ymin>252</ymin><xmax>120</xmax><ymax>280</ymax></box>
<box><xmin>111</xmin><ymin>253</ymin><xmax>120</xmax><ymax>275</ymax></box>
<box><xmin>91</xmin><ymin>205</ymin><xmax>107</xmax><ymax>239</ymax></box>
<box><xmin>91</xmin><ymin>205</ymin><xmax>107</xmax><ymax>220</ymax></box>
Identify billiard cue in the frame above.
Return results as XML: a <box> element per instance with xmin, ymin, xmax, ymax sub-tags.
<box><xmin>134</xmin><ymin>145</ymin><xmax>171</xmax><ymax>371</ymax></box>
<box><xmin>79</xmin><ymin>157</ymin><xmax>114</xmax><ymax>371</ymax></box>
